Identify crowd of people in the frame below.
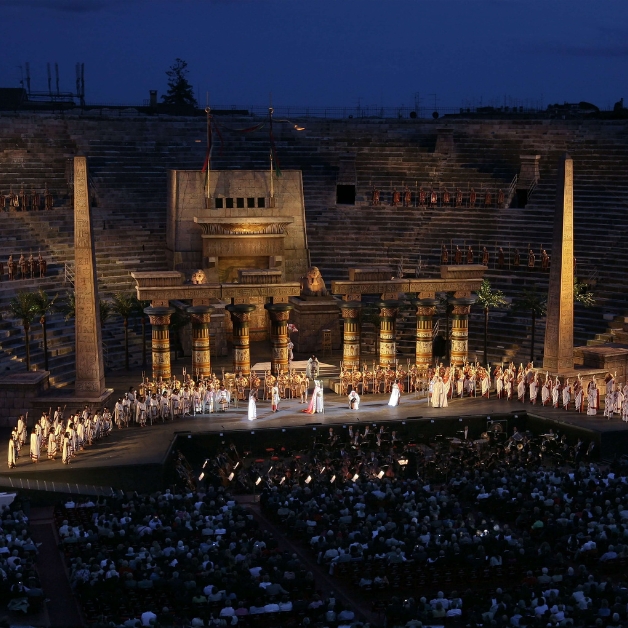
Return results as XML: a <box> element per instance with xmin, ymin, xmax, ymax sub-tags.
<box><xmin>0</xmin><ymin>500</ymin><xmax>45</xmax><ymax>616</ymax></box>
<box><xmin>252</xmin><ymin>421</ymin><xmax>628</xmax><ymax>628</ymax></box>
<box><xmin>8</xmin><ymin>406</ymin><xmax>112</xmax><ymax>468</ymax></box>
<box><xmin>54</xmin><ymin>479</ymin><xmax>361</xmax><ymax>628</ymax></box>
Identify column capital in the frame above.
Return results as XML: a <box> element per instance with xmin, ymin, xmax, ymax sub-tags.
<box><xmin>187</xmin><ymin>305</ymin><xmax>213</xmax><ymax>325</ymax></box>
<box><xmin>376</xmin><ymin>299</ymin><xmax>400</xmax><ymax>318</ymax></box>
<box><xmin>339</xmin><ymin>301</ymin><xmax>362</xmax><ymax>318</ymax></box>
<box><xmin>226</xmin><ymin>303</ymin><xmax>256</xmax><ymax>323</ymax></box>
<box><xmin>264</xmin><ymin>302</ymin><xmax>294</xmax><ymax>321</ymax></box>
<box><xmin>144</xmin><ymin>306</ymin><xmax>175</xmax><ymax>326</ymax></box>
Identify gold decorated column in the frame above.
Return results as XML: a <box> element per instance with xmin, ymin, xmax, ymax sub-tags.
<box><xmin>144</xmin><ymin>306</ymin><xmax>175</xmax><ymax>381</ymax></box>
<box><xmin>264</xmin><ymin>303</ymin><xmax>294</xmax><ymax>375</ymax></box>
<box><xmin>339</xmin><ymin>302</ymin><xmax>362</xmax><ymax>369</ymax></box>
<box><xmin>187</xmin><ymin>305</ymin><xmax>213</xmax><ymax>378</ymax></box>
<box><xmin>412</xmin><ymin>298</ymin><xmax>438</xmax><ymax>368</ymax></box>
<box><xmin>226</xmin><ymin>304</ymin><xmax>256</xmax><ymax>375</ymax></box>
<box><xmin>376</xmin><ymin>300</ymin><xmax>400</xmax><ymax>367</ymax></box>
<box><xmin>449</xmin><ymin>297</ymin><xmax>476</xmax><ymax>365</ymax></box>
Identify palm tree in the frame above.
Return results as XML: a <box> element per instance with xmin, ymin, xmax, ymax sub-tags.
<box><xmin>33</xmin><ymin>289</ymin><xmax>58</xmax><ymax>372</ymax></box>
<box><xmin>514</xmin><ymin>287</ymin><xmax>547</xmax><ymax>364</ymax></box>
<box><xmin>59</xmin><ymin>290</ymin><xmax>76</xmax><ymax>322</ymax></box>
<box><xmin>132</xmin><ymin>297</ymin><xmax>150</xmax><ymax>368</ymax></box>
<box><xmin>574</xmin><ymin>278</ymin><xmax>595</xmax><ymax>308</ymax></box>
<box><xmin>111</xmin><ymin>293</ymin><xmax>136</xmax><ymax>370</ymax></box>
<box><xmin>476</xmin><ymin>279</ymin><xmax>508</xmax><ymax>366</ymax></box>
<box><xmin>8</xmin><ymin>291</ymin><xmax>39</xmax><ymax>371</ymax></box>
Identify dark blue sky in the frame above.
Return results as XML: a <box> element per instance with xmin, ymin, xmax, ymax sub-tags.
<box><xmin>2</xmin><ymin>0</ymin><xmax>627</xmax><ymax>110</ymax></box>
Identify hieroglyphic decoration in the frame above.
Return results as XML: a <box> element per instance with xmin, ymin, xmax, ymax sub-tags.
<box><xmin>449</xmin><ymin>298</ymin><xmax>475</xmax><ymax>366</ymax></box>
<box><xmin>340</xmin><ymin>302</ymin><xmax>362</xmax><ymax>369</ymax></box>
<box><xmin>265</xmin><ymin>303</ymin><xmax>294</xmax><ymax>375</ymax></box>
<box><xmin>200</xmin><ymin>222</ymin><xmax>291</xmax><ymax>236</ymax></box>
<box><xmin>377</xmin><ymin>301</ymin><xmax>399</xmax><ymax>367</ymax></box>
<box><xmin>543</xmin><ymin>154</ymin><xmax>574</xmax><ymax>373</ymax></box>
<box><xmin>226</xmin><ymin>304</ymin><xmax>256</xmax><ymax>375</ymax></box>
<box><xmin>188</xmin><ymin>305</ymin><xmax>213</xmax><ymax>378</ymax></box>
<box><xmin>414</xmin><ymin>298</ymin><xmax>438</xmax><ymax>368</ymax></box>
<box><xmin>73</xmin><ymin>157</ymin><xmax>105</xmax><ymax>397</ymax></box>
<box><xmin>146</xmin><ymin>307</ymin><xmax>175</xmax><ymax>380</ymax></box>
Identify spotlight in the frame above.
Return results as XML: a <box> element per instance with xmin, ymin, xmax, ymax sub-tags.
<box><xmin>320</xmin><ymin>466</ymin><xmax>326</xmax><ymax>474</ymax></box>
<box><xmin>255</xmin><ymin>476</ymin><xmax>262</xmax><ymax>486</ymax></box>
<box><xmin>280</xmin><ymin>476</ymin><xmax>286</xmax><ymax>485</ymax></box>
<box><xmin>398</xmin><ymin>458</ymin><xmax>409</xmax><ymax>466</ymax></box>
<box><xmin>234</xmin><ymin>462</ymin><xmax>240</xmax><ymax>469</ymax></box>
<box><xmin>198</xmin><ymin>472</ymin><xmax>205</xmax><ymax>481</ymax></box>
<box><xmin>352</xmin><ymin>473</ymin><xmax>359</xmax><ymax>482</ymax></box>
<box><xmin>228</xmin><ymin>473</ymin><xmax>235</xmax><ymax>481</ymax></box>
<box><xmin>377</xmin><ymin>470</ymin><xmax>385</xmax><ymax>479</ymax></box>
<box><xmin>330</xmin><ymin>475</ymin><xmax>336</xmax><ymax>483</ymax></box>
<box><xmin>202</xmin><ymin>459</ymin><xmax>208</xmax><ymax>469</ymax></box>
<box><xmin>268</xmin><ymin>466</ymin><xmax>273</xmax><ymax>473</ymax></box>
<box><xmin>305</xmin><ymin>475</ymin><xmax>312</xmax><ymax>484</ymax></box>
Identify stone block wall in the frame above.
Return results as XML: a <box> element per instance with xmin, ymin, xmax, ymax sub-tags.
<box><xmin>0</xmin><ymin>371</ymin><xmax>50</xmax><ymax>427</ymax></box>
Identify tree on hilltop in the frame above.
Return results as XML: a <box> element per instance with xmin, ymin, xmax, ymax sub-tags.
<box><xmin>162</xmin><ymin>58</ymin><xmax>197</xmax><ymax>107</ymax></box>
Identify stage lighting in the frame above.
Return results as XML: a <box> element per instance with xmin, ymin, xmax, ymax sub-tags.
<box><xmin>234</xmin><ymin>462</ymin><xmax>240</xmax><ymax>469</ymax></box>
<box><xmin>268</xmin><ymin>466</ymin><xmax>273</xmax><ymax>473</ymax></box>
<box><xmin>202</xmin><ymin>459</ymin><xmax>208</xmax><ymax>469</ymax></box>
<box><xmin>305</xmin><ymin>475</ymin><xmax>312</xmax><ymax>484</ymax></box>
<box><xmin>255</xmin><ymin>476</ymin><xmax>262</xmax><ymax>486</ymax></box>
<box><xmin>280</xmin><ymin>476</ymin><xmax>286</xmax><ymax>484</ymax></box>
<box><xmin>352</xmin><ymin>473</ymin><xmax>359</xmax><ymax>482</ymax></box>
<box><xmin>330</xmin><ymin>475</ymin><xmax>336</xmax><ymax>483</ymax></box>
<box><xmin>320</xmin><ymin>466</ymin><xmax>326</xmax><ymax>474</ymax></box>
<box><xmin>228</xmin><ymin>473</ymin><xmax>235</xmax><ymax>481</ymax></box>
<box><xmin>377</xmin><ymin>470</ymin><xmax>385</xmax><ymax>479</ymax></box>
<box><xmin>398</xmin><ymin>458</ymin><xmax>409</xmax><ymax>466</ymax></box>
<box><xmin>198</xmin><ymin>472</ymin><xmax>205</xmax><ymax>481</ymax></box>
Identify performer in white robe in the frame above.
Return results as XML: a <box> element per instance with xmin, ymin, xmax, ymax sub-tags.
<box><xmin>562</xmin><ymin>379</ymin><xmax>571</xmax><ymax>411</ymax></box>
<box><xmin>504</xmin><ymin>375</ymin><xmax>512</xmax><ymax>400</ymax></box>
<box><xmin>431</xmin><ymin>377</ymin><xmax>443</xmax><ymax>408</ymax></box>
<box><xmin>271</xmin><ymin>384</ymin><xmax>280</xmax><ymax>412</ymax></box>
<box><xmin>248</xmin><ymin>390</ymin><xmax>257</xmax><ymax>421</ymax></box>
<box><xmin>315</xmin><ymin>381</ymin><xmax>325</xmax><ymax>413</ymax></box>
<box><xmin>615</xmin><ymin>384</ymin><xmax>624</xmax><ymax>416</ymax></box>
<box><xmin>529</xmin><ymin>375</ymin><xmax>539</xmax><ymax>404</ymax></box>
<box><xmin>114</xmin><ymin>399</ymin><xmax>124</xmax><ymax>429</ymax></box>
<box><xmin>604</xmin><ymin>387</ymin><xmax>615</xmax><ymax>419</ymax></box>
<box><xmin>575</xmin><ymin>380</ymin><xmax>584</xmax><ymax>412</ymax></box>
<box><xmin>622</xmin><ymin>383</ymin><xmax>628</xmax><ymax>422</ymax></box>
<box><xmin>348</xmin><ymin>390</ymin><xmax>360</xmax><ymax>410</ymax></box>
<box><xmin>587</xmin><ymin>379</ymin><xmax>599</xmax><ymax>415</ymax></box>
<box><xmin>517</xmin><ymin>377</ymin><xmax>525</xmax><ymax>402</ymax></box>
<box><xmin>17</xmin><ymin>415</ymin><xmax>26</xmax><ymax>446</ymax></box>
<box><xmin>541</xmin><ymin>378</ymin><xmax>551</xmax><ymax>406</ymax></box>
<box><xmin>388</xmin><ymin>381</ymin><xmax>401</xmax><ymax>407</ymax></box>
<box><xmin>439</xmin><ymin>377</ymin><xmax>449</xmax><ymax>408</ymax></box>
<box><xmin>552</xmin><ymin>379</ymin><xmax>561</xmax><ymax>408</ymax></box>
<box><xmin>62</xmin><ymin>433</ymin><xmax>71</xmax><ymax>465</ymax></box>
<box><xmin>481</xmin><ymin>374</ymin><xmax>490</xmax><ymax>398</ymax></box>
<box><xmin>30</xmin><ymin>428</ymin><xmax>41</xmax><ymax>463</ymax></box>
<box><xmin>7</xmin><ymin>438</ymin><xmax>16</xmax><ymax>469</ymax></box>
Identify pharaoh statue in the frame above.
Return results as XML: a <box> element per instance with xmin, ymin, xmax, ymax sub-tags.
<box><xmin>300</xmin><ymin>266</ymin><xmax>328</xmax><ymax>297</ymax></box>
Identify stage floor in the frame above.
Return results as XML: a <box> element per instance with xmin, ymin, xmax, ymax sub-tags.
<box><xmin>3</xmin><ymin>392</ymin><xmax>628</xmax><ymax>478</ymax></box>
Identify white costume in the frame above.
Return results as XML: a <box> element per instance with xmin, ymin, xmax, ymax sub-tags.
<box><xmin>439</xmin><ymin>378</ymin><xmax>449</xmax><ymax>408</ymax></box>
<box><xmin>622</xmin><ymin>384</ymin><xmax>628</xmax><ymax>421</ymax></box>
<box><xmin>587</xmin><ymin>381</ymin><xmax>599</xmax><ymax>415</ymax></box>
<box><xmin>431</xmin><ymin>377</ymin><xmax>443</xmax><ymax>408</ymax></box>
<box><xmin>315</xmin><ymin>381</ymin><xmax>325</xmax><ymax>413</ymax></box>
<box><xmin>348</xmin><ymin>390</ymin><xmax>360</xmax><ymax>410</ymax></box>
<box><xmin>248</xmin><ymin>392</ymin><xmax>257</xmax><ymax>421</ymax></box>
<box><xmin>388</xmin><ymin>382</ymin><xmax>401</xmax><ymax>407</ymax></box>
<box><xmin>30</xmin><ymin>430</ymin><xmax>41</xmax><ymax>462</ymax></box>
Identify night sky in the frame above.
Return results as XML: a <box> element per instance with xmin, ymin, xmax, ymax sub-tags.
<box><xmin>2</xmin><ymin>0</ymin><xmax>627</xmax><ymax>111</ymax></box>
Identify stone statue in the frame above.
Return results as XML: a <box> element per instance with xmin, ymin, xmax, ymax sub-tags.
<box><xmin>300</xmin><ymin>266</ymin><xmax>328</xmax><ymax>297</ymax></box>
<box><xmin>190</xmin><ymin>269</ymin><xmax>207</xmax><ymax>285</ymax></box>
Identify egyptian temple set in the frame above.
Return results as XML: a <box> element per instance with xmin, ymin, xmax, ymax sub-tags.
<box><xmin>2</xmin><ymin>112</ymin><xmax>628</xmax><ymax>419</ymax></box>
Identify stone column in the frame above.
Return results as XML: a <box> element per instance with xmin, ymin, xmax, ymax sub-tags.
<box><xmin>339</xmin><ymin>302</ymin><xmax>362</xmax><ymax>369</ymax></box>
<box><xmin>543</xmin><ymin>153</ymin><xmax>574</xmax><ymax>373</ymax></box>
<box><xmin>187</xmin><ymin>305</ymin><xmax>213</xmax><ymax>378</ymax></box>
<box><xmin>264</xmin><ymin>303</ymin><xmax>294</xmax><ymax>375</ymax></box>
<box><xmin>412</xmin><ymin>298</ymin><xmax>438</xmax><ymax>368</ymax></box>
<box><xmin>144</xmin><ymin>306</ymin><xmax>175</xmax><ymax>381</ymax></box>
<box><xmin>226</xmin><ymin>304</ymin><xmax>256</xmax><ymax>375</ymax></box>
<box><xmin>449</xmin><ymin>298</ymin><xmax>475</xmax><ymax>365</ymax></box>
<box><xmin>376</xmin><ymin>300</ymin><xmax>400</xmax><ymax>367</ymax></box>
<box><xmin>73</xmin><ymin>156</ymin><xmax>106</xmax><ymax>398</ymax></box>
